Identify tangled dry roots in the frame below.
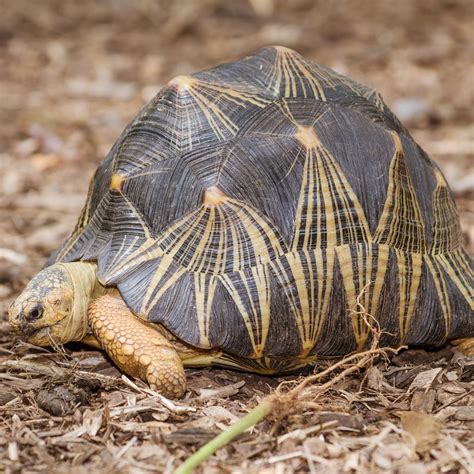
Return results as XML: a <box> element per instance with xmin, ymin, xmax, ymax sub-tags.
<box><xmin>176</xmin><ymin>288</ymin><xmax>403</xmax><ymax>474</ymax></box>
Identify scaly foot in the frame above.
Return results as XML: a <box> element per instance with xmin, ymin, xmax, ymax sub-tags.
<box><xmin>88</xmin><ymin>295</ymin><xmax>186</xmax><ymax>398</ymax></box>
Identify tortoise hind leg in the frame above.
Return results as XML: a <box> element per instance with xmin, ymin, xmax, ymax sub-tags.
<box><xmin>88</xmin><ymin>295</ymin><xmax>186</xmax><ymax>398</ymax></box>
<box><xmin>452</xmin><ymin>338</ymin><xmax>474</xmax><ymax>357</ymax></box>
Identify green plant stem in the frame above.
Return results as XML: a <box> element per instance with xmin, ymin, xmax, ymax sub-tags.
<box><xmin>175</xmin><ymin>398</ymin><xmax>274</xmax><ymax>474</ymax></box>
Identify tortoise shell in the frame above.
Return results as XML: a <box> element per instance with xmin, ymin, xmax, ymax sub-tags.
<box><xmin>50</xmin><ymin>46</ymin><xmax>473</xmax><ymax>372</ymax></box>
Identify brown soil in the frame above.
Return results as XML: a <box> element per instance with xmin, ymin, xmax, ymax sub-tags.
<box><xmin>0</xmin><ymin>1</ymin><xmax>473</xmax><ymax>472</ymax></box>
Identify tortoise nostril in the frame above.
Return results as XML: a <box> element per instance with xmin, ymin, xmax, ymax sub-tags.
<box><xmin>26</xmin><ymin>304</ymin><xmax>43</xmax><ymax>321</ymax></box>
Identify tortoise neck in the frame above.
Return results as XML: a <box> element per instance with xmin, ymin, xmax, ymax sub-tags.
<box><xmin>58</xmin><ymin>262</ymin><xmax>110</xmax><ymax>341</ymax></box>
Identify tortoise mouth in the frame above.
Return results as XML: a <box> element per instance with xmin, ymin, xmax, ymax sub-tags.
<box><xmin>12</xmin><ymin>320</ymin><xmax>61</xmax><ymax>345</ymax></box>
<box><xmin>24</xmin><ymin>326</ymin><xmax>59</xmax><ymax>346</ymax></box>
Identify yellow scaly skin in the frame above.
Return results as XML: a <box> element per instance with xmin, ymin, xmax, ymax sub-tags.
<box><xmin>88</xmin><ymin>295</ymin><xmax>186</xmax><ymax>398</ymax></box>
<box><xmin>8</xmin><ymin>262</ymin><xmax>198</xmax><ymax>398</ymax></box>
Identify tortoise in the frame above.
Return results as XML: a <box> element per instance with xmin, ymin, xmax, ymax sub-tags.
<box><xmin>9</xmin><ymin>46</ymin><xmax>474</xmax><ymax>398</ymax></box>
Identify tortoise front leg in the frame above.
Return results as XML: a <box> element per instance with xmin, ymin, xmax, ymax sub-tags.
<box><xmin>88</xmin><ymin>295</ymin><xmax>186</xmax><ymax>398</ymax></box>
<box><xmin>452</xmin><ymin>338</ymin><xmax>474</xmax><ymax>357</ymax></box>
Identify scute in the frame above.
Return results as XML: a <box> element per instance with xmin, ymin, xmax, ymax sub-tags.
<box><xmin>50</xmin><ymin>46</ymin><xmax>473</xmax><ymax>364</ymax></box>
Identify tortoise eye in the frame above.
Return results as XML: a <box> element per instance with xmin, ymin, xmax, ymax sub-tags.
<box><xmin>27</xmin><ymin>305</ymin><xmax>43</xmax><ymax>321</ymax></box>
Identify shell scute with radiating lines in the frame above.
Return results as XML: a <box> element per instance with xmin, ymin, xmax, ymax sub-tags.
<box><xmin>50</xmin><ymin>46</ymin><xmax>473</xmax><ymax>371</ymax></box>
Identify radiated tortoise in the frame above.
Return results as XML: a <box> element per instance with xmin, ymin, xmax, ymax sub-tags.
<box><xmin>9</xmin><ymin>46</ymin><xmax>474</xmax><ymax>398</ymax></box>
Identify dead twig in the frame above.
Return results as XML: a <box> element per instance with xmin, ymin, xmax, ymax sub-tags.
<box><xmin>120</xmin><ymin>375</ymin><xmax>196</xmax><ymax>414</ymax></box>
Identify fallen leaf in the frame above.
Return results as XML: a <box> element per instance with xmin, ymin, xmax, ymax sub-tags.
<box><xmin>408</xmin><ymin>368</ymin><xmax>442</xmax><ymax>392</ymax></box>
<box><xmin>366</xmin><ymin>366</ymin><xmax>384</xmax><ymax>390</ymax></box>
<box><xmin>399</xmin><ymin>411</ymin><xmax>442</xmax><ymax>454</ymax></box>
<box><xmin>410</xmin><ymin>389</ymin><xmax>436</xmax><ymax>413</ymax></box>
<box><xmin>82</xmin><ymin>409</ymin><xmax>103</xmax><ymax>436</ymax></box>
<box><xmin>454</xmin><ymin>406</ymin><xmax>474</xmax><ymax>421</ymax></box>
<box><xmin>202</xmin><ymin>405</ymin><xmax>239</xmax><ymax>423</ymax></box>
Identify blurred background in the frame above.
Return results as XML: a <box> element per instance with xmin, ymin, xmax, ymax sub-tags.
<box><xmin>0</xmin><ymin>0</ymin><xmax>473</xmax><ymax>306</ymax></box>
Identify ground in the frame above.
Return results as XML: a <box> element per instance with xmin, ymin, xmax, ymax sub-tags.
<box><xmin>0</xmin><ymin>1</ymin><xmax>473</xmax><ymax>473</ymax></box>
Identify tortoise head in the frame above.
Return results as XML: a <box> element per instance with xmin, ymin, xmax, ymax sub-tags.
<box><xmin>8</xmin><ymin>263</ymin><xmax>93</xmax><ymax>346</ymax></box>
